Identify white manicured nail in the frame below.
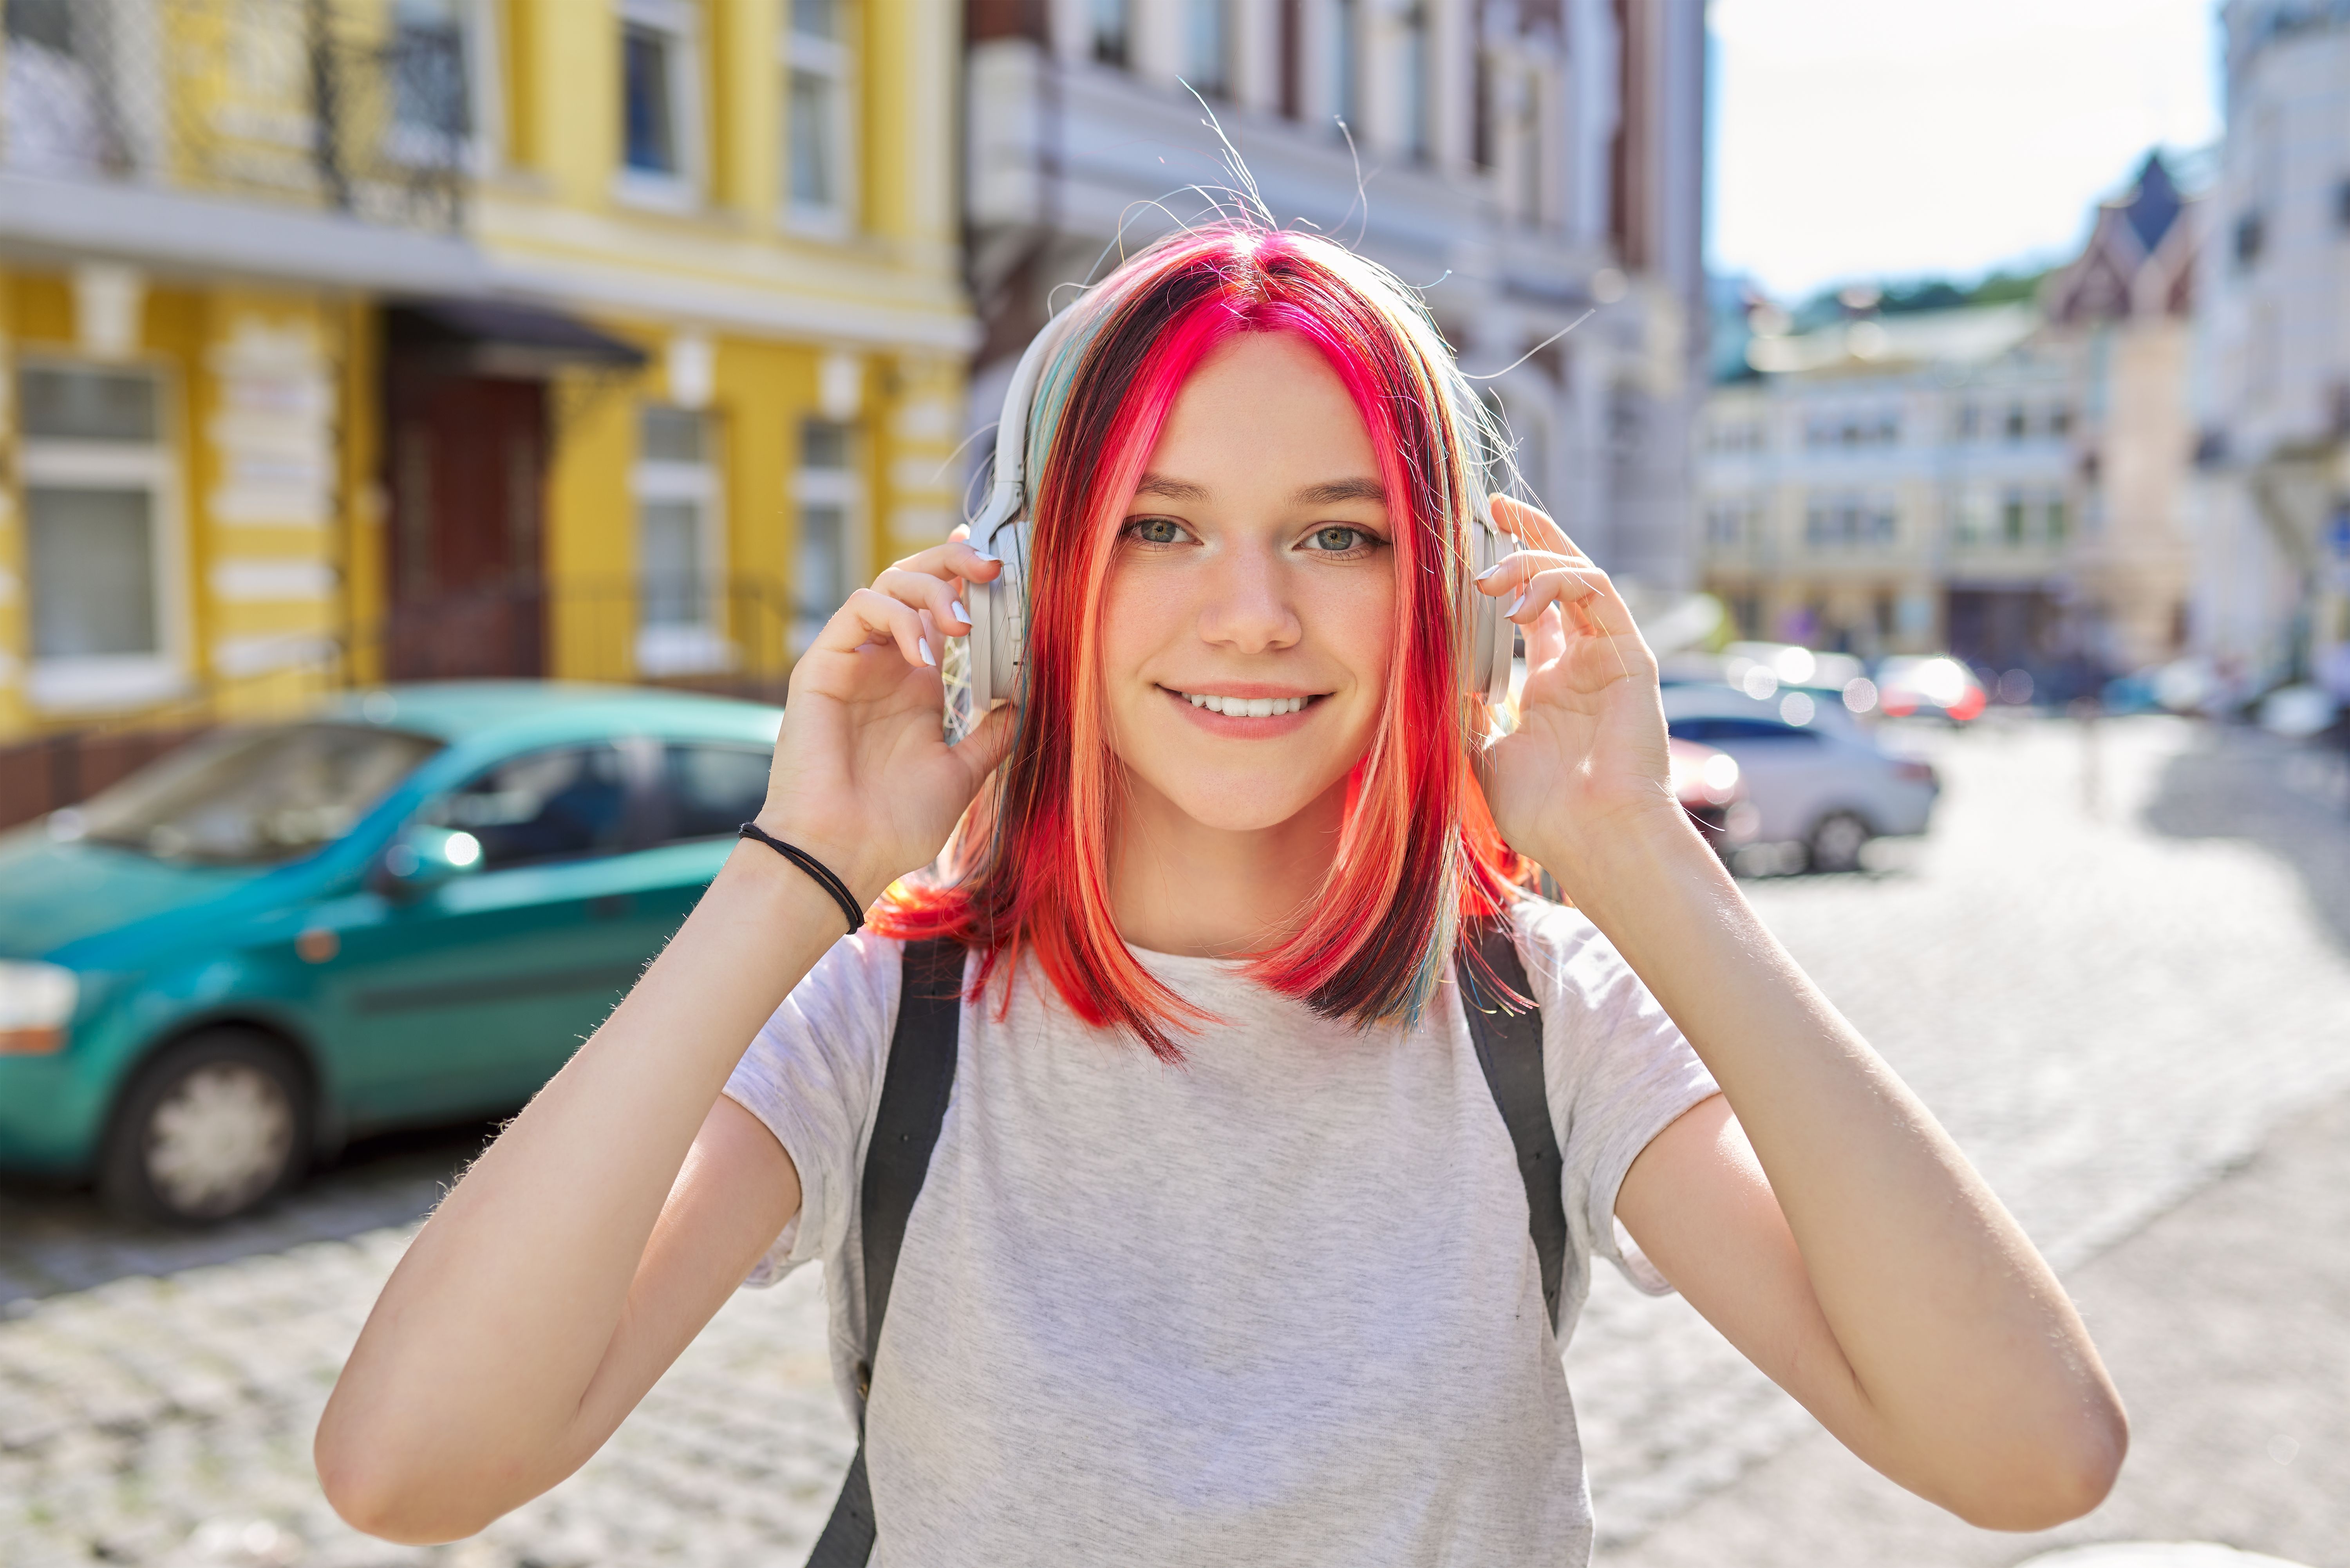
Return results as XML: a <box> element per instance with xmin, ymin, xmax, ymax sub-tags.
<box><xmin>918</xmin><ymin>638</ymin><xmax>935</xmax><ymax>667</ymax></box>
<box><xmin>1475</xmin><ymin>564</ymin><xmax>1502</xmax><ymax>583</ymax></box>
<box><xmin>1504</xmin><ymin>590</ymin><xmax>1526</xmax><ymax>618</ymax></box>
<box><xmin>949</xmin><ymin>601</ymin><xmax>973</xmax><ymax>627</ymax></box>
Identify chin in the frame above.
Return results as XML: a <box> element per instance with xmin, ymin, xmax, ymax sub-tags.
<box><xmin>1147</xmin><ymin>769</ymin><xmax>1334</xmax><ymax>832</ymax></box>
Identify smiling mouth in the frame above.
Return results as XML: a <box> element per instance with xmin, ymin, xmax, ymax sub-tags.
<box><xmin>1163</xmin><ymin>688</ymin><xmax>1323</xmax><ymax>717</ymax></box>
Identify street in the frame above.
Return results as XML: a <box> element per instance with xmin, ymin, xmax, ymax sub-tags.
<box><xmin>4</xmin><ymin>715</ymin><xmax>2348</xmax><ymax>1567</ymax></box>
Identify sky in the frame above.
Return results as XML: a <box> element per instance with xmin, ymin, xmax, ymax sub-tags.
<box><xmin>1709</xmin><ymin>0</ymin><xmax>2226</xmax><ymax>301</ymax></box>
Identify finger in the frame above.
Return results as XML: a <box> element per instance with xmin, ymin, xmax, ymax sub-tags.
<box><xmin>951</xmin><ymin>697</ymin><xmax>1019</xmax><ymax>781</ymax></box>
<box><xmin>1475</xmin><ymin>547</ymin><xmax>1589</xmax><ymax>600</ymax></box>
<box><xmin>1490</xmin><ymin>496</ymin><xmax>1578</xmax><ymax>558</ymax></box>
<box><xmin>888</xmin><ymin>534</ymin><xmax>1005</xmax><ymax>584</ymax></box>
<box><xmin>1502</xmin><ymin>563</ymin><xmax>1636</xmax><ymax>640</ymax></box>
<box><xmin>874</xmin><ymin>565</ymin><xmax>977</xmax><ymax>636</ymax></box>
<box><xmin>815</xmin><ymin>586</ymin><xmax>936</xmax><ymax>671</ymax></box>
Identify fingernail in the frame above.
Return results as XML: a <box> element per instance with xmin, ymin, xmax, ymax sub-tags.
<box><xmin>1504</xmin><ymin>590</ymin><xmax>1526</xmax><ymax>618</ymax></box>
<box><xmin>1475</xmin><ymin>564</ymin><xmax>1501</xmax><ymax>583</ymax></box>
<box><xmin>973</xmin><ymin>548</ymin><xmax>1000</xmax><ymax>564</ymax></box>
<box><xmin>918</xmin><ymin>638</ymin><xmax>935</xmax><ymax>667</ymax></box>
<box><xmin>949</xmin><ymin>601</ymin><xmax>973</xmax><ymax>628</ymax></box>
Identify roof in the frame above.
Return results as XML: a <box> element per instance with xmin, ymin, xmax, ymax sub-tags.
<box><xmin>1744</xmin><ymin>302</ymin><xmax>2041</xmax><ymax>378</ymax></box>
<box><xmin>317</xmin><ymin>681</ymin><xmax>781</xmax><ymax>746</ymax></box>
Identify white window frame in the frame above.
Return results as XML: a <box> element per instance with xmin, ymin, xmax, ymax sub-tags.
<box><xmin>781</xmin><ymin>0</ymin><xmax>857</xmax><ymax>237</ymax></box>
<box><xmin>632</xmin><ymin>409</ymin><xmax>732</xmax><ymax>677</ymax></box>
<box><xmin>613</xmin><ymin>0</ymin><xmax>706</xmax><ymax>212</ymax></box>
<box><xmin>16</xmin><ymin>359</ymin><xmax>190</xmax><ymax>714</ymax></box>
<box><xmin>791</xmin><ymin>424</ymin><xmax>865</xmax><ymax>653</ymax></box>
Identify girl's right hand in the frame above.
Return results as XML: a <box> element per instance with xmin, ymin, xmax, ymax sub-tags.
<box><xmin>753</xmin><ymin>526</ymin><xmax>1016</xmax><ymax>906</ymax></box>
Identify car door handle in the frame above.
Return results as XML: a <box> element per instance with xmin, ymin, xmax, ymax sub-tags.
<box><xmin>589</xmin><ymin>893</ymin><xmax>634</xmax><ymax>920</ymax></box>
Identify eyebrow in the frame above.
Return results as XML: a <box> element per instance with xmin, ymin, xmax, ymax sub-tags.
<box><xmin>1130</xmin><ymin>474</ymin><xmax>1389</xmax><ymax>507</ymax></box>
<box><xmin>1292</xmin><ymin>477</ymin><xmax>1387</xmax><ymax>506</ymax></box>
<box><xmin>1133</xmin><ymin>473</ymin><xmax>1211</xmax><ymax>502</ymax></box>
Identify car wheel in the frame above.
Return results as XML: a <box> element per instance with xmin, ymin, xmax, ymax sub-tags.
<box><xmin>1807</xmin><ymin>811</ymin><xmax>1871</xmax><ymax>875</ymax></box>
<box><xmin>99</xmin><ymin>1031</ymin><xmax>312</xmax><ymax>1225</ymax></box>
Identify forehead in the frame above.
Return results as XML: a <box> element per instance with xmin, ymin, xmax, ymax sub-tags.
<box><xmin>1145</xmin><ymin>331</ymin><xmax>1380</xmax><ymax>487</ymax></box>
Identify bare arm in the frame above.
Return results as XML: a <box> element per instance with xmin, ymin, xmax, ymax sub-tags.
<box><xmin>1475</xmin><ymin>499</ymin><xmax>2125</xmax><ymax>1528</ymax></box>
<box><xmin>315</xmin><ymin>537</ymin><xmax>1011</xmax><ymax>1543</ymax></box>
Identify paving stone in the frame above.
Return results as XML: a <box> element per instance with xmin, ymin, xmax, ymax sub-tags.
<box><xmin>1</xmin><ymin>717</ymin><xmax>2343</xmax><ymax>1564</ymax></box>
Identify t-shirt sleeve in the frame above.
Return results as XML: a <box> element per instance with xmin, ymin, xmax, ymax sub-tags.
<box><xmin>1514</xmin><ymin>899</ymin><xmax>1720</xmax><ymax>1298</ymax></box>
<box><xmin>721</xmin><ymin>931</ymin><xmax>902</xmax><ymax>1287</ymax></box>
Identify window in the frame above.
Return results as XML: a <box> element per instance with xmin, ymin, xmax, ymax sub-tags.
<box><xmin>427</xmin><ymin>746</ymin><xmax>633</xmax><ymax>869</ymax></box>
<box><xmin>18</xmin><ymin>363</ymin><xmax>183</xmax><ymax>711</ymax></box>
<box><xmin>1400</xmin><ymin>5</ymin><xmax>1430</xmax><ymax>159</ymax></box>
<box><xmin>619</xmin><ymin>0</ymin><xmax>700</xmax><ymax>198</ymax></box>
<box><xmin>1331</xmin><ymin>0</ymin><xmax>1359</xmax><ymax>130</ymax></box>
<box><xmin>658</xmin><ymin>742</ymin><xmax>771</xmax><ymax>842</ymax></box>
<box><xmin>785</xmin><ymin>0</ymin><xmax>853</xmax><ymax>230</ymax></box>
<box><xmin>1668</xmin><ymin>717</ymin><xmax>1821</xmax><ymax>745</ymax></box>
<box><xmin>2003</xmin><ymin>404</ymin><xmax>2027</xmax><ymax>442</ymax></box>
<box><xmin>635</xmin><ymin>406</ymin><xmax>728</xmax><ymax>676</ymax></box>
<box><xmin>1184</xmin><ymin>0</ymin><xmax>1231</xmax><ymax>97</ymax></box>
<box><xmin>795</xmin><ymin>417</ymin><xmax>861</xmax><ymax>648</ymax></box>
<box><xmin>2</xmin><ymin>0</ymin><xmax>128</xmax><ymax>176</ymax></box>
<box><xmin>1090</xmin><ymin>0</ymin><xmax>1130</xmax><ymax>67</ymax></box>
<box><xmin>2045</xmin><ymin>494</ymin><xmax>2069</xmax><ymax>544</ymax></box>
<box><xmin>390</xmin><ymin>0</ymin><xmax>471</xmax><ymax>154</ymax></box>
<box><xmin>2001</xmin><ymin>490</ymin><xmax>2027</xmax><ymax>545</ymax></box>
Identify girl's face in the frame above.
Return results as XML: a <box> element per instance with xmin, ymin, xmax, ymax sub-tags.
<box><xmin>1098</xmin><ymin>331</ymin><xmax>1398</xmax><ymax>833</ymax></box>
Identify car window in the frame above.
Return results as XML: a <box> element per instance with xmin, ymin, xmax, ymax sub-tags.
<box><xmin>67</xmin><ymin>723</ymin><xmax>442</xmax><ymax>865</ymax></box>
<box><xmin>1669</xmin><ymin>716</ymin><xmax>1821</xmax><ymax>744</ymax></box>
<box><xmin>425</xmin><ymin>745</ymin><xmax>632</xmax><ymax>869</ymax></box>
<box><xmin>659</xmin><ymin>743</ymin><xmax>771</xmax><ymax>843</ymax></box>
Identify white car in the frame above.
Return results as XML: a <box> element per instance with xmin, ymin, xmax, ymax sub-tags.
<box><xmin>1658</xmin><ymin>684</ymin><xmax>1939</xmax><ymax>871</ymax></box>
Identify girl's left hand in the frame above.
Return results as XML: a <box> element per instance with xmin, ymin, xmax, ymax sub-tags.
<box><xmin>1473</xmin><ymin>497</ymin><xmax>1685</xmax><ymax>888</ymax></box>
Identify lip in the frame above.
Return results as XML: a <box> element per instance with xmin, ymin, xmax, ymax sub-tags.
<box><xmin>1159</xmin><ymin>684</ymin><xmax>1325</xmax><ymax>738</ymax></box>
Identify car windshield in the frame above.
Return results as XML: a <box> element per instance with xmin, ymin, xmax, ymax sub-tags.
<box><xmin>59</xmin><ymin>723</ymin><xmax>444</xmax><ymax>865</ymax></box>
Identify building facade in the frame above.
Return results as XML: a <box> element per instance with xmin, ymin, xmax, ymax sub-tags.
<box><xmin>2190</xmin><ymin>0</ymin><xmax>2350</xmax><ymax>696</ymax></box>
<box><xmin>0</xmin><ymin>0</ymin><xmax>972</xmax><ymax>751</ymax></box>
<box><xmin>1698</xmin><ymin>155</ymin><xmax>2198</xmax><ymax>686</ymax></box>
<box><xmin>962</xmin><ymin>0</ymin><xmax>1708</xmax><ymax>590</ymax></box>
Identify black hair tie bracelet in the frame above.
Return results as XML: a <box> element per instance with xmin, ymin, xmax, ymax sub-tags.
<box><xmin>738</xmin><ymin>823</ymin><xmax>865</xmax><ymax>935</ymax></box>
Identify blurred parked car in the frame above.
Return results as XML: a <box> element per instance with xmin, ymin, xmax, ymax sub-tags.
<box><xmin>1668</xmin><ymin>737</ymin><xmax>1745</xmax><ymax>850</ymax></box>
<box><xmin>1659</xmin><ymin>685</ymin><xmax>1940</xmax><ymax>872</ymax></box>
<box><xmin>1873</xmin><ymin>656</ymin><xmax>1988</xmax><ymax>724</ymax></box>
<box><xmin>0</xmin><ymin>684</ymin><xmax>780</xmax><ymax>1223</ymax></box>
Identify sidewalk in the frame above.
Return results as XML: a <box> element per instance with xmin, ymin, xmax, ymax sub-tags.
<box><xmin>1595</xmin><ymin>1082</ymin><xmax>2350</xmax><ymax>1568</ymax></box>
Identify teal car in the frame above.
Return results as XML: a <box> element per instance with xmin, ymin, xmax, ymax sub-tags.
<box><xmin>0</xmin><ymin>683</ymin><xmax>782</xmax><ymax>1223</ymax></box>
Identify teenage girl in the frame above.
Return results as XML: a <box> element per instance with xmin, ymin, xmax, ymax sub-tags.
<box><xmin>317</xmin><ymin>227</ymin><xmax>2125</xmax><ymax>1563</ymax></box>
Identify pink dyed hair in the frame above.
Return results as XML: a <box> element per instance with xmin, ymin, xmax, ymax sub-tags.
<box><xmin>877</xmin><ymin>225</ymin><xmax>1530</xmax><ymax>1057</ymax></box>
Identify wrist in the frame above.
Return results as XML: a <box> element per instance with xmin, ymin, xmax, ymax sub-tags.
<box><xmin>1529</xmin><ymin>800</ymin><xmax>1719</xmax><ymax>913</ymax></box>
<box><xmin>743</xmin><ymin>812</ymin><xmax>900</xmax><ymax>914</ymax></box>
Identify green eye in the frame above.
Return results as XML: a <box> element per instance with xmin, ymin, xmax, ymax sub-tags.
<box><xmin>1132</xmin><ymin>517</ymin><xmax>1185</xmax><ymax>545</ymax></box>
<box><xmin>1309</xmin><ymin>526</ymin><xmax>1367</xmax><ymax>552</ymax></box>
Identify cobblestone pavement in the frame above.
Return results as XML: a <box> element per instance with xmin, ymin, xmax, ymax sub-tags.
<box><xmin>4</xmin><ymin>715</ymin><xmax>2346</xmax><ymax>1566</ymax></box>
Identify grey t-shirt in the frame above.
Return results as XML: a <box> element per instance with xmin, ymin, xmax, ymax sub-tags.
<box><xmin>724</xmin><ymin>897</ymin><xmax>1718</xmax><ymax>1566</ymax></box>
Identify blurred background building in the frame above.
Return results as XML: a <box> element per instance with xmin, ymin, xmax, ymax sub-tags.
<box><xmin>0</xmin><ymin>0</ymin><xmax>971</xmax><ymax>802</ymax></box>
<box><xmin>2189</xmin><ymin>0</ymin><xmax>2350</xmax><ymax>700</ymax></box>
<box><xmin>962</xmin><ymin>0</ymin><xmax>1709</xmax><ymax>590</ymax></box>
<box><xmin>1696</xmin><ymin>154</ymin><xmax>2200</xmax><ymax>694</ymax></box>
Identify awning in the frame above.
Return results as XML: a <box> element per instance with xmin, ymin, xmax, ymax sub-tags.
<box><xmin>386</xmin><ymin>298</ymin><xmax>649</xmax><ymax>379</ymax></box>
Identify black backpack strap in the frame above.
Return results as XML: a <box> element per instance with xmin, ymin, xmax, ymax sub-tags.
<box><xmin>1455</xmin><ymin>913</ymin><xmax>1569</xmax><ymax>1331</ymax></box>
<box><xmin>806</xmin><ymin>936</ymin><xmax>965</xmax><ymax>1568</ymax></box>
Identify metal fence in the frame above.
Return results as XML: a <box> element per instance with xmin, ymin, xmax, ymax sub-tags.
<box><xmin>1</xmin><ymin>0</ymin><xmax>469</xmax><ymax>230</ymax></box>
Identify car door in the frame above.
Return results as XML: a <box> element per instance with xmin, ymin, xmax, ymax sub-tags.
<box><xmin>620</xmin><ymin>737</ymin><xmax>778</xmax><ymax>939</ymax></box>
<box><xmin>1670</xmin><ymin>717</ymin><xmax>1833</xmax><ymax>842</ymax></box>
<box><xmin>315</xmin><ymin>741</ymin><xmax>673</xmax><ymax>1125</ymax></box>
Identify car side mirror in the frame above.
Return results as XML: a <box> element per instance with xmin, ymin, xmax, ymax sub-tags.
<box><xmin>377</xmin><ymin>825</ymin><xmax>484</xmax><ymax>900</ymax></box>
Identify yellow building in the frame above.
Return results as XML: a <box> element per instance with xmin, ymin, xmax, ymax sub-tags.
<box><xmin>0</xmin><ymin>0</ymin><xmax>970</xmax><ymax>767</ymax></box>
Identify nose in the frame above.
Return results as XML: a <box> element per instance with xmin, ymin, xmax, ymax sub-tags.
<box><xmin>1194</xmin><ymin>540</ymin><xmax>1302</xmax><ymax>655</ymax></box>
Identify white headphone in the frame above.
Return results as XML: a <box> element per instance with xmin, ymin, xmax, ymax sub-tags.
<box><xmin>942</xmin><ymin>308</ymin><xmax>1520</xmax><ymax>743</ymax></box>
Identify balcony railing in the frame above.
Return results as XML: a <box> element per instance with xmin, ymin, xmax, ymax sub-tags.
<box><xmin>1</xmin><ymin>0</ymin><xmax>469</xmax><ymax>231</ymax></box>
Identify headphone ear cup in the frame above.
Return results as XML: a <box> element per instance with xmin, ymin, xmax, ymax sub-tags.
<box><xmin>1463</xmin><ymin>514</ymin><xmax>1516</xmax><ymax>706</ymax></box>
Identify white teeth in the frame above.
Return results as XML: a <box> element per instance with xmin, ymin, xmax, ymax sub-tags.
<box><xmin>1182</xmin><ymin>692</ymin><xmax>1308</xmax><ymax>715</ymax></box>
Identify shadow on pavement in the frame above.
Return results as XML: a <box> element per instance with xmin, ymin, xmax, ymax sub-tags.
<box><xmin>2142</xmin><ymin>722</ymin><xmax>2350</xmax><ymax>959</ymax></box>
<box><xmin>0</xmin><ymin>1117</ymin><xmax>499</xmax><ymax>1310</ymax></box>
